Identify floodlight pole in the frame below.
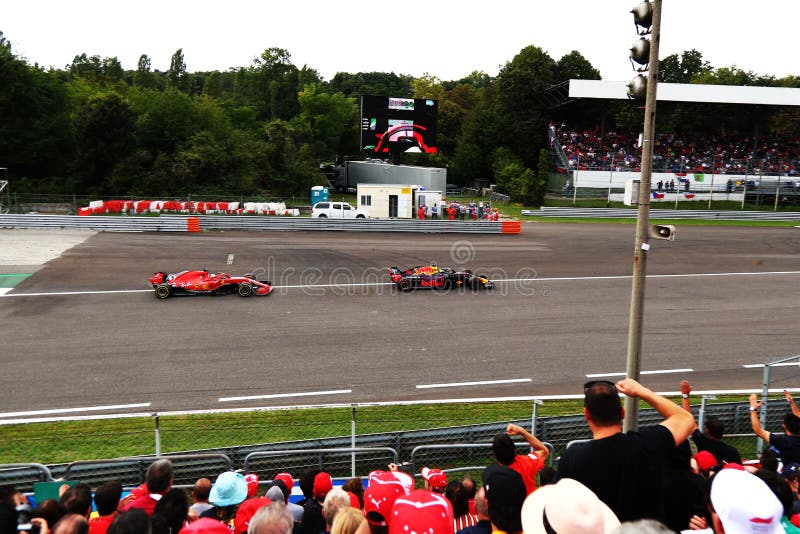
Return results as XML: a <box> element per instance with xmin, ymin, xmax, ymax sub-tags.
<box><xmin>623</xmin><ymin>0</ymin><xmax>662</xmax><ymax>433</ymax></box>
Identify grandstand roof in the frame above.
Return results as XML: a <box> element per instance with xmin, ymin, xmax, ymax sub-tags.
<box><xmin>569</xmin><ymin>80</ymin><xmax>800</xmax><ymax>106</ymax></box>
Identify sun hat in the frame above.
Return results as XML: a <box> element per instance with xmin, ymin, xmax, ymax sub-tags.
<box><xmin>521</xmin><ymin>478</ymin><xmax>620</xmax><ymax>534</ymax></box>
<box><xmin>209</xmin><ymin>471</ymin><xmax>249</xmax><ymax>507</ymax></box>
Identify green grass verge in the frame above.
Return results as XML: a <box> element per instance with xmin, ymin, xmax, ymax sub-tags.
<box><xmin>0</xmin><ymin>396</ymin><xmax>752</xmax><ymax>465</ymax></box>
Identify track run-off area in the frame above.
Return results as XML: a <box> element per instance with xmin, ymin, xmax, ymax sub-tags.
<box><xmin>0</xmin><ymin>223</ymin><xmax>798</xmax><ymax>419</ymax></box>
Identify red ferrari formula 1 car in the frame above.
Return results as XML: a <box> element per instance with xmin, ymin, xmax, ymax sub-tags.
<box><xmin>387</xmin><ymin>264</ymin><xmax>494</xmax><ymax>291</ymax></box>
<box><xmin>149</xmin><ymin>270</ymin><xmax>273</xmax><ymax>299</ymax></box>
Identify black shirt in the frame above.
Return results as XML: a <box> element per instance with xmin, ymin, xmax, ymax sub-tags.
<box><xmin>691</xmin><ymin>429</ymin><xmax>742</xmax><ymax>465</ymax></box>
<box><xmin>557</xmin><ymin>425</ymin><xmax>675</xmax><ymax>523</ymax></box>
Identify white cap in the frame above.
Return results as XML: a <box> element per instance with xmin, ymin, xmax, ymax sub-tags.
<box><xmin>710</xmin><ymin>468</ymin><xmax>784</xmax><ymax>534</ymax></box>
<box><xmin>521</xmin><ymin>478</ymin><xmax>620</xmax><ymax>534</ymax></box>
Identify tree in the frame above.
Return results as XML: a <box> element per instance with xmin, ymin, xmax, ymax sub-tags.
<box><xmin>496</xmin><ymin>45</ymin><xmax>556</xmax><ymax>165</ymax></box>
<box><xmin>72</xmin><ymin>93</ymin><xmax>138</xmax><ymax>193</ymax></box>
<box><xmin>659</xmin><ymin>49</ymin><xmax>709</xmax><ymax>83</ymax></box>
<box><xmin>412</xmin><ymin>73</ymin><xmax>446</xmax><ymax>101</ymax></box>
<box><xmin>134</xmin><ymin>54</ymin><xmax>159</xmax><ymax>89</ymax></box>
<box><xmin>554</xmin><ymin>51</ymin><xmax>600</xmax><ymax>83</ymax></box>
<box><xmin>167</xmin><ymin>48</ymin><xmax>188</xmax><ymax>90</ymax></box>
<box><xmin>295</xmin><ymin>84</ymin><xmax>358</xmax><ymax>159</ymax></box>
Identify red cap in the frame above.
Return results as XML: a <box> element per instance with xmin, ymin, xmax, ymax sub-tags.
<box><xmin>421</xmin><ymin>467</ymin><xmax>448</xmax><ymax>492</ymax></box>
<box><xmin>314</xmin><ymin>472</ymin><xmax>333</xmax><ymax>498</ymax></box>
<box><xmin>273</xmin><ymin>472</ymin><xmax>294</xmax><ymax>492</ymax></box>
<box><xmin>233</xmin><ymin>497</ymin><xmax>271</xmax><ymax>534</ymax></box>
<box><xmin>346</xmin><ymin>491</ymin><xmax>361</xmax><ymax>508</ymax></box>
<box><xmin>389</xmin><ymin>490</ymin><xmax>454</xmax><ymax>534</ymax></box>
<box><xmin>179</xmin><ymin>518</ymin><xmax>234</xmax><ymax>534</ymax></box>
<box><xmin>364</xmin><ymin>472</ymin><xmax>406</xmax><ymax>527</ymax></box>
<box><xmin>245</xmin><ymin>474</ymin><xmax>259</xmax><ymax>497</ymax></box>
<box><xmin>694</xmin><ymin>451</ymin><xmax>718</xmax><ymax>473</ymax></box>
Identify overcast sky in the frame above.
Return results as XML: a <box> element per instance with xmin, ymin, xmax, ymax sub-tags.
<box><xmin>2</xmin><ymin>1</ymin><xmax>798</xmax><ymax>83</ymax></box>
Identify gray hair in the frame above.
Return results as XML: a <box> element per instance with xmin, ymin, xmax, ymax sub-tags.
<box><xmin>248</xmin><ymin>501</ymin><xmax>294</xmax><ymax>534</ymax></box>
<box><xmin>323</xmin><ymin>488</ymin><xmax>351</xmax><ymax>527</ymax></box>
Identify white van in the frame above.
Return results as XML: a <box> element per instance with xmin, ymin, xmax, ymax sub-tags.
<box><xmin>311</xmin><ymin>201</ymin><xmax>370</xmax><ymax>219</ymax></box>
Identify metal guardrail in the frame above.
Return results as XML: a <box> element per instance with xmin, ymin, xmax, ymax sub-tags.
<box><xmin>244</xmin><ymin>447</ymin><xmax>399</xmax><ymax>479</ymax></box>
<box><xmin>63</xmin><ymin>454</ymin><xmax>233</xmax><ymax>487</ymax></box>
<box><xmin>0</xmin><ymin>214</ymin><xmax>517</xmax><ymax>234</ymax></box>
<box><xmin>0</xmin><ymin>463</ymin><xmax>54</xmax><ymax>487</ymax></box>
<box><xmin>410</xmin><ymin>441</ymin><xmax>555</xmax><ymax>474</ymax></box>
<box><xmin>523</xmin><ymin>207</ymin><xmax>800</xmax><ymax>221</ymax></box>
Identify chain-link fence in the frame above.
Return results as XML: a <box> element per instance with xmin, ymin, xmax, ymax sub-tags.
<box><xmin>6</xmin><ymin>393</ymin><xmax>798</xmax><ymax>492</ymax></box>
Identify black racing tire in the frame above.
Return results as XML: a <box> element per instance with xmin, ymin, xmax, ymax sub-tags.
<box><xmin>398</xmin><ymin>279</ymin><xmax>413</xmax><ymax>292</ymax></box>
<box><xmin>238</xmin><ymin>282</ymin><xmax>254</xmax><ymax>297</ymax></box>
<box><xmin>472</xmin><ymin>275</ymin><xmax>491</xmax><ymax>290</ymax></box>
<box><xmin>155</xmin><ymin>284</ymin><xmax>171</xmax><ymax>299</ymax></box>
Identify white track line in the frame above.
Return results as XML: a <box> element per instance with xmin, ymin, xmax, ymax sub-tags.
<box><xmin>586</xmin><ymin>368</ymin><xmax>693</xmax><ymax>378</ymax></box>
<box><xmin>416</xmin><ymin>378</ymin><xmax>532</xmax><ymax>389</ymax></box>
<box><xmin>219</xmin><ymin>389</ymin><xmax>352</xmax><ymax>402</ymax></box>
<box><xmin>0</xmin><ymin>288</ymin><xmax>11</xmax><ymax>296</ymax></box>
<box><xmin>0</xmin><ymin>402</ymin><xmax>151</xmax><ymax>419</ymax></box>
<box><xmin>2</xmin><ymin>270</ymin><xmax>798</xmax><ymax>297</ymax></box>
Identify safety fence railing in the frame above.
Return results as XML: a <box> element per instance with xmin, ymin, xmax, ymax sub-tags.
<box><xmin>523</xmin><ymin>207</ymin><xmax>800</xmax><ymax>221</ymax></box>
<box><xmin>243</xmin><ymin>448</ymin><xmax>400</xmax><ymax>480</ymax></box>
<box><xmin>5</xmin><ymin>391</ymin><xmax>799</xmax><ymax>492</ymax></box>
<box><xmin>0</xmin><ymin>214</ymin><xmax>521</xmax><ymax>234</ymax></box>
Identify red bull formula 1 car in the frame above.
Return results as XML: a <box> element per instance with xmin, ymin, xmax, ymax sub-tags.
<box><xmin>149</xmin><ymin>270</ymin><xmax>273</xmax><ymax>299</ymax></box>
<box><xmin>387</xmin><ymin>264</ymin><xmax>494</xmax><ymax>291</ymax></box>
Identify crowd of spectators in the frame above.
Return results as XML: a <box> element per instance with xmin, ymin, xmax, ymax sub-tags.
<box><xmin>5</xmin><ymin>379</ymin><xmax>800</xmax><ymax>534</ymax></box>
<box><xmin>553</xmin><ymin>125</ymin><xmax>800</xmax><ymax>177</ymax></box>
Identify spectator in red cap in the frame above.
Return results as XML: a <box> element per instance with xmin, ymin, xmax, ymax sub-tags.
<box><xmin>302</xmin><ymin>472</ymin><xmax>332</xmax><ymax>534</ymax></box>
<box><xmin>178</xmin><ymin>517</ymin><xmax>231</xmax><ymax>534</ymax></box>
<box><xmin>421</xmin><ymin>467</ymin><xmax>447</xmax><ymax>494</ymax></box>
<box><xmin>233</xmin><ymin>496</ymin><xmax>271</xmax><ymax>534</ymax></box>
<box><xmin>389</xmin><ymin>490</ymin><xmax>454</xmax><ymax>534</ymax></box>
<box><xmin>341</xmin><ymin>479</ymin><xmax>364</xmax><ymax>509</ymax></box>
<box><xmin>363</xmin><ymin>471</ymin><xmax>406</xmax><ymax>532</ymax></box>
<box><xmin>274</xmin><ymin>473</ymin><xmax>295</xmax><ymax>494</ymax></box>
<box><xmin>693</xmin><ymin>450</ymin><xmax>719</xmax><ymax>476</ymax></box>
<box><xmin>245</xmin><ymin>475</ymin><xmax>260</xmax><ymax>498</ymax></box>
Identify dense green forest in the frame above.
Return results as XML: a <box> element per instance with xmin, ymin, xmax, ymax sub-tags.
<box><xmin>1</xmin><ymin>31</ymin><xmax>799</xmax><ymax>202</ymax></box>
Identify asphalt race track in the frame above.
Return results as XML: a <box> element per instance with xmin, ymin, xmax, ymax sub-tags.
<box><xmin>1</xmin><ymin>223</ymin><xmax>799</xmax><ymax>417</ymax></box>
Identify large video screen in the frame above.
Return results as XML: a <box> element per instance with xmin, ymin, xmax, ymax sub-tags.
<box><xmin>360</xmin><ymin>95</ymin><xmax>438</xmax><ymax>154</ymax></box>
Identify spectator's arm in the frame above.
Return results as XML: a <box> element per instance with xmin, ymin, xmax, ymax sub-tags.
<box><xmin>749</xmin><ymin>393</ymin><xmax>770</xmax><ymax>442</ymax></box>
<box><xmin>616</xmin><ymin>379</ymin><xmax>695</xmax><ymax>446</ymax></box>
<box><xmin>680</xmin><ymin>380</ymin><xmax>700</xmax><ymax>431</ymax></box>
<box><xmin>784</xmin><ymin>390</ymin><xmax>800</xmax><ymax>418</ymax></box>
<box><xmin>506</xmin><ymin>423</ymin><xmax>549</xmax><ymax>461</ymax></box>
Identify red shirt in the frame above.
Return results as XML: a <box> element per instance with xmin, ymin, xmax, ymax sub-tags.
<box><xmin>120</xmin><ymin>493</ymin><xmax>160</xmax><ymax>516</ymax></box>
<box><xmin>88</xmin><ymin>515</ymin><xmax>116</xmax><ymax>534</ymax></box>
<box><xmin>508</xmin><ymin>453</ymin><xmax>545</xmax><ymax>495</ymax></box>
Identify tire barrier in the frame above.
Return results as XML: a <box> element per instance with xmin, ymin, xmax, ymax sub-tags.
<box><xmin>0</xmin><ymin>214</ymin><xmax>522</xmax><ymax>234</ymax></box>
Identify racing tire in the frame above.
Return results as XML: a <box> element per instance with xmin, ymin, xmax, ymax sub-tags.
<box><xmin>155</xmin><ymin>284</ymin><xmax>171</xmax><ymax>299</ymax></box>
<box><xmin>398</xmin><ymin>279</ymin><xmax>413</xmax><ymax>292</ymax></box>
<box><xmin>472</xmin><ymin>275</ymin><xmax>491</xmax><ymax>290</ymax></box>
<box><xmin>238</xmin><ymin>282</ymin><xmax>254</xmax><ymax>297</ymax></box>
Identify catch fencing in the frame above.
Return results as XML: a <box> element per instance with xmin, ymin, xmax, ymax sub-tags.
<box><xmin>0</xmin><ymin>214</ymin><xmax>521</xmax><ymax>234</ymax></box>
<box><xmin>523</xmin><ymin>207</ymin><xmax>800</xmax><ymax>221</ymax></box>
<box><xmin>0</xmin><ymin>393</ymin><xmax>792</xmax><ymax>491</ymax></box>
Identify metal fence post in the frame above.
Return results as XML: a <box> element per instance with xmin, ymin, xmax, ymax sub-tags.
<box><xmin>351</xmin><ymin>405</ymin><xmax>357</xmax><ymax>478</ymax></box>
<box><xmin>699</xmin><ymin>395</ymin><xmax>716</xmax><ymax>431</ymax></box>
<box><xmin>531</xmin><ymin>399</ymin><xmax>543</xmax><ymax>435</ymax></box>
<box><xmin>758</xmin><ymin>364</ymin><xmax>771</xmax><ymax>455</ymax></box>
<box><xmin>154</xmin><ymin>414</ymin><xmax>161</xmax><ymax>456</ymax></box>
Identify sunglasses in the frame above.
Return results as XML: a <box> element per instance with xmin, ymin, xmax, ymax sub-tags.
<box><xmin>583</xmin><ymin>380</ymin><xmax>617</xmax><ymax>394</ymax></box>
